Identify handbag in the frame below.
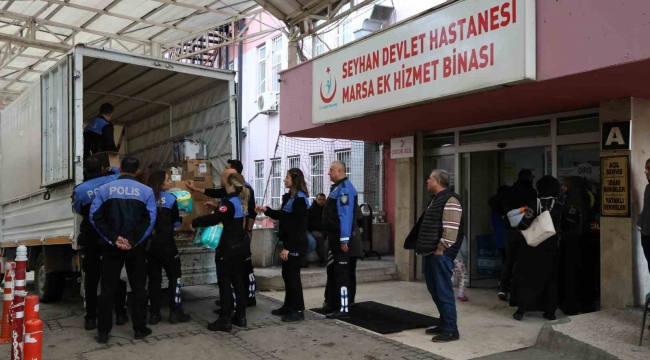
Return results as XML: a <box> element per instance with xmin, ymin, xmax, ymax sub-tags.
<box><xmin>521</xmin><ymin>198</ymin><xmax>556</xmax><ymax>247</ymax></box>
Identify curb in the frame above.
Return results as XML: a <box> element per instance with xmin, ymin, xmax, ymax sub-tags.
<box><xmin>535</xmin><ymin>321</ymin><xmax>619</xmax><ymax>360</ymax></box>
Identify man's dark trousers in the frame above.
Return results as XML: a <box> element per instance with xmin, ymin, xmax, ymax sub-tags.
<box><xmin>83</xmin><ymin>243</ymin><xmax>127</xmax><ymax>319</ymax></box>
<box><xmin>423</xmin><ymin>253</ymin><xmax>458</xmax><ymax>333</ymax></box>
<box><xmin>98</xmin><ymin>244</ymin><xmax>148</xmax><ymax>334</ymax></box>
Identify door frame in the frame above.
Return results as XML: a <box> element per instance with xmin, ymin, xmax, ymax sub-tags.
<box><xmin>415</xmin><ymin>108</ymin><xmax>600</xmax><ymax>284</ymax></box>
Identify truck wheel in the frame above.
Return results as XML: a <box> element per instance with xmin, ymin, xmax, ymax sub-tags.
<box><xmin>35</xmin><ymin>253</ymin><xmax>65</xmax><ymax>303</ymax></box>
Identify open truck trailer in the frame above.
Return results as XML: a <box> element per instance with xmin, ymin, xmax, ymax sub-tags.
<box><xmin>0</xmin><ymin>45</ymin><xmax>236</xmax><ymax>302</ymax></box>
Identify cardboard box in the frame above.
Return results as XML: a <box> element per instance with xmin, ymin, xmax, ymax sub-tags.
<box><xmin>175</xmin><ymin>200</ymin><xmax>214</xmax><ymax>232</ymax></box>
<box><xmin>176</xmin><ymin>172</ymin><xmax>214</xmax><ymax>202</ymax></box>
<box><xmin>183</xmin><ymin>160</ymin><xmax>211</xmax><ymax>175</ymax></box>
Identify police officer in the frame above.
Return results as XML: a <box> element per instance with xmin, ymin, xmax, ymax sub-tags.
<box><xmin>318</xmin><ymin>161</ymin><xmax>359</xmax><ymax>319</ymax></box>
<box><xmin>84</xmin><ymin>103</ymin><xmax>117</xmax><ymax>159</ymax></box>
<box><xmin>257</xmin><ymin>168</ymin><xmax>310</xmax><ymax>322</ymax></box>
<box><xmin>187</xmin><ymin>159</ymin><xmax>258</xmax><ymax>307</ymax></box>
<box><xmin>90</xmin><ymin>156</ymin><xmax>157</xmax><ymax>343</ymax></box>
<box><xmin>192</xmin><ymin>172</ymin><xmax>251</xmax><ymax>332</ymax></box>
<box><xmin>146</xmin><ymin>171</ymin><xmax>192</xmax><ymax>325</ymax></box>
<box><xmin>72</xmin><ymin>155</ymin><xmax>128</xmax><ymax>331</ymax></box>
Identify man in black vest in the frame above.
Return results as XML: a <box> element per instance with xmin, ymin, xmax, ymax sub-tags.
<box><xmin>405</xmin><ymin>169</ymin><xmax>464</xmax><ymax>342</ymax></box>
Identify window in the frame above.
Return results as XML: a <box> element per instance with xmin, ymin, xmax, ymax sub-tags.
<box><xmin>258</xmin><ymin>45</ymin><xmax>267</xmax><ymax>94</ymax></box>
<box><xmin>310</xmin><ymin>154</ymin><xmax>324</xmax><ymax>200</ymax></box>
<box><xmin>270</xmin><ymin>159</ymin><xmax>282</xmax><ymax>209</ymax></box>
<box><xmin>254</xmin><ymin>161</ymin><xmax>264</xmax><ymax>205</ymax></box>
<box><xmin>336</xmin><ymin>150</ymin><xmax>352</xmax><ymax>179</ymax></box>
<box><xmin>288</xmin><ymin>155</ymin><xmax>300</xmax><ymax>170</ymax></box>
<box><xmin>459</xmin><ymin>120</ymin><xmax>551</xmax><ymax>145</ymax></box>
<box><xmin>314</xmin><ymin>37</ymin><xmax>326</xmax><ymax>56</ymax></box>
<box><xmin>341</xmin><ymin>21</ymin><xmax>353</xmax><ymax>45</ymax></box>
<box><xmin>557</xmin><ymin>114</ymin><xmax>600</xmax><ymax>135</ymax></box>
<box><xmin>271</xmin><ymin>36</ymin><xmax>283</xmax><ymax>92</ymax></box>
<box><xmin>423</xmin><ymin>133</ymin><xmax>455</xmax><ymax>149</ymax></box>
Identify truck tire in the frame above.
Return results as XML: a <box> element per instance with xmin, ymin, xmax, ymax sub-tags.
<box><xmin>35</xmin><ymin>253</ymin><xmax>65</xmax><ymax>303</ymax></box>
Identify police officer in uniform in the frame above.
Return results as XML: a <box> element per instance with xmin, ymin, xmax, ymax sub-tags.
<box><xmin>192</xmin><ymin>172</ymin><xmax>251</xmax><ymax>332</ymax></box>
<box><xmin>146</xmin><ymin>171</ymin><xmax>191</xmax><ymax>325</ymax></box>
<box><xmin>90</xmin><ymin>157</ymin><xmax>157</xmax><ymax>343</ymax></box>
<box><xmin>72</xmin><ymin>155</ymin><xmax>128</xmax><ymax>331</ymax></box>
<box><xmin>257</xmin><ymin>168</ymin><xmax>310</xmax><ymax>322</ymax></box>
<box><xmin>187</xmin><ymin>159</ymin><xmax>258</xmax><ymax>307</ymax></box>
<box><xmin>84</xmin><ymin>103</ymin><xmax>117</xmax><ymax>159</ymax></box>
<box><xmin>318</xmin><ymin>161</ymin><xmax>359</xmax><ymax>319</ymax></box>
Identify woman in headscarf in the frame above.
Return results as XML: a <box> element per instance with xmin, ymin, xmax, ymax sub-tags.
<box><xmin>559</xmin><ymin>176</ymin><xmax>596</xmax><ymax>315</ymax></box>
<box><xmin>512</xmin><ymin>175</ymin><xmax>563</xmax><ymax>321</ymax></box>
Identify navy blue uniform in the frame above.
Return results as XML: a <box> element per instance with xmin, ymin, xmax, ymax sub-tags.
<box><xmin>204</xmin><ymin>182</ymin><xmax>258</xmax><ymax>303</ymax></box>
<box><xmin>192</xmin><ymin>194</ymin><xmax>250</xmax><ymax>320</ymax></box>
<box><xmin>72</xmin><ymin>167</ymin><xmax>127</xmax><ymax>321</ymax></box>
<box><xmin>84</xmin><ymin>116</ymin><xmax>117</xmax><ymax>159</ymax></box>
<box><xmin>147</xmin><ymin>191</ymin><xmax>183</xmax><ymax>316</ymax></box>
<box><xmin>323</xmin><ymin>178</ymin><xmax>358</xmax><ymax>314</ymax></box>
<box><xmin>265</xmin><ymin>191</ymin><xmax>310</xmax><ymax>312</ymax></box>
<box><xmin>90</xmin><ymin>175</ymin><xmax>157</xmax><ymax>334</ymax></box>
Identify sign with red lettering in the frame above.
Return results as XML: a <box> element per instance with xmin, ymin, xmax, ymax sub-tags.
<box><xmin>390</xmin><ymin>136</ymin><xmax>414</xmax><ymax>159</ymax></box>
<box><xmin>312</xmin><ymin>0</ymin><xmax>536</xmax><ymax>125</ymax></box>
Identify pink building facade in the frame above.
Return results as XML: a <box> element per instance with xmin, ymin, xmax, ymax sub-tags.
<box><xmin>278</xmin><ymin>0</ymin><xmax>650</xmax><ymax>309</ymax></box>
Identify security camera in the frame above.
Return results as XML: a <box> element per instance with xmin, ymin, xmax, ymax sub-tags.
<box><xmin>497</xmin><ymin>142</ymin><xmax>507</xmax><ymax>149</ymax></box>
<box><xmin>277</xmin><ymin>78</ymin><xmax>283</xmax><ymax>83</ymax></box>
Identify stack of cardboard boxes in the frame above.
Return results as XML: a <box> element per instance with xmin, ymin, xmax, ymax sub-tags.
<box><xmin>141</xmin><ymin>160</ymin><xmax>216</xmax><ymax>232</ymax></box>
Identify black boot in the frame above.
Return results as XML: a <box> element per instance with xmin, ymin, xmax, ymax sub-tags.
<box><xmin>169</xmin><ymin>308</ymin><xmax>191</xmax><ymax>324</ymax></box>
<box><xmin>208</xmin><ymin>317</ymin><xmax>232</xmax><ymax>333</ymax></box>
<box><xmin>326</xmin><ymin>310</ymin><xmax>350</xmax><ymax>319</ymax></box>
<box><xmin>271</xmin><ymin>306</ymin><xmax>293</xmax><ymax>317</ymax></box>
<box><xmin>84</xmin><ymin>317</ymin><xmax>97</xmax><ymax>331</ymax></box>
<box><xmin>94</xmin><ymin>332</ymin><xmax>109</xmax><ymax>344</ymax></box>
<box><xmin>148</xmin><ymin>313</ymin><xmax>162</xmax><ymax>325</ymax></box>
<box><xmin>431</xmin><ymin>331</ymin><xmax>460</xmax><ymax>343</ymax></box>
<box><xmin>115</xmin><ymin>312</ymin><xmax>129</xmax><ymax>326</ymax></box>
<box><xmin>246</xmin><ymin>297</ymin><xmax>257</xmax><ymax>307</ymax></box>
<box><xmin>231</xmin><ymin>313</ymin><xmax>247</xmax><ymax>328</ymax></box>
<box><xmin>281</xmin><ymin>311</ymin><xmax>305</xmax><ymax>323</ymax></box>
<box><xmin>513</xmin><ymin>310</ymin><xmax>524</xmax><ymax>321</ymax></box>
<box><xmin>134</xmin><ymin>327</ymin><xmax>152</xmax><ymax>340</ymax></box>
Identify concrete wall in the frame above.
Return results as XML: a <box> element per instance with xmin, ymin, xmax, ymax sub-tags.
<box><xmin>394</xmin><ymin>158</ymin><xmax>416</xmax><ymax>281</ymax></box>
<box><xmin>599</xmin><ymin>98</ymin><xmax>650</xmax><ymax>308</ymax></box>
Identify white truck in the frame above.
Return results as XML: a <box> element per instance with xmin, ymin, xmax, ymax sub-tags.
<box><xmin>0</xmin><ymin>45</ymin><xmax>237</xmax><ymax>302</ymax></box>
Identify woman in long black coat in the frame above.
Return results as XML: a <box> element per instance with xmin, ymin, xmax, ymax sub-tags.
<box><xmin>512</xmin><ymin>175</ymin><xmax>563</xmax><ymax>321</ymax></box>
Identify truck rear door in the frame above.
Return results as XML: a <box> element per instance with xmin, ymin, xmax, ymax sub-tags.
<box><xmin>41</xmin><ymin>54</ymin><xmax>73</xmax><ymax>187</ymax></box>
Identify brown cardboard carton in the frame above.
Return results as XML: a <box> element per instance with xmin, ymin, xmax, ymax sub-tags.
<box><xmin>174</xmin><ymin>200</ymin><xmax>214</xmax><ymax>232</ymax></box>
<box><xmin>178</xmin><ymin>172</ymin><xmax>215</xmax><ymax>201</ymax></box>
<box><xmin>183</xmin><ymin>160</ymin><xmax>211</xmax><ymax>175</ymax></box>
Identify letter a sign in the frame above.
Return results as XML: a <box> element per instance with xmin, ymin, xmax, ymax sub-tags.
<box><xmin>601</xmin><ymin>121</ymin><xmax>631</xmax><ymax>151</ymax></box>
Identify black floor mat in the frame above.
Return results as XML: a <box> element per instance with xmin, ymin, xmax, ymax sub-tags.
<box><xmin>310</xmin><ymin>301</ymin><xmax>440</xmax><ymax>334</ymax></box>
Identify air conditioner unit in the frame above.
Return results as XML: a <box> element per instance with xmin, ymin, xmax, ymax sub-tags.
<box><xmin>258</xmin><ymin>92</ymin><xmax>278</xmax><ymax>114</ymax></box>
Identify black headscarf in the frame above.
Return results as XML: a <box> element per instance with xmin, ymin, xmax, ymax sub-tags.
<box><xmin>537</xmin><ymin>176</ymin><xmax>560</xmax><ymax>198</ymax></box>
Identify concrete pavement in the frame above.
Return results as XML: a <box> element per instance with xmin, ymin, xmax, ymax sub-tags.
<box><xmin>35</xmin><ymin>283</ymin><xmax>449</xmax><ymax>360</ymax></box>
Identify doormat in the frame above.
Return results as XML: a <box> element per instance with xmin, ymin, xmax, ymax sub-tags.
<box><xmin>310</xmin><ymin>301</ymin><xmax>439</xmax><ymax>335</ymax></box>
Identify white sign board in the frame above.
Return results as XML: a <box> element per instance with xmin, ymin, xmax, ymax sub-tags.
<box><xmin>312</xmin><ymin>0</ymin><xmax>535</xmax><ymax>125</ymax></box>
<box><xmin>390</xmin><ymin>136</ymin><xmax>414</xmax><ymax>159</ymax></box>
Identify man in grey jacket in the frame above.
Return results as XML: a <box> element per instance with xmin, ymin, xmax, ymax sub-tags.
<box><xmin>639</xmin><ymin>158</ymin><xmax>650</xmax><ymax>276</ymax></box>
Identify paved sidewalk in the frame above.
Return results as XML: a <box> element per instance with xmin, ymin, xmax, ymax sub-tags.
<box><xmin>37</xmin><ymin>284</ymin><xmax>448</xmax><ymax>360</ymax></box>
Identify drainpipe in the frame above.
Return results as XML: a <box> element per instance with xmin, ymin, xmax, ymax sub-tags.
<box><xmin>236</xmin><ymin>19</ymin><xmax>244</xmax><ymax>158</ymax></box>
